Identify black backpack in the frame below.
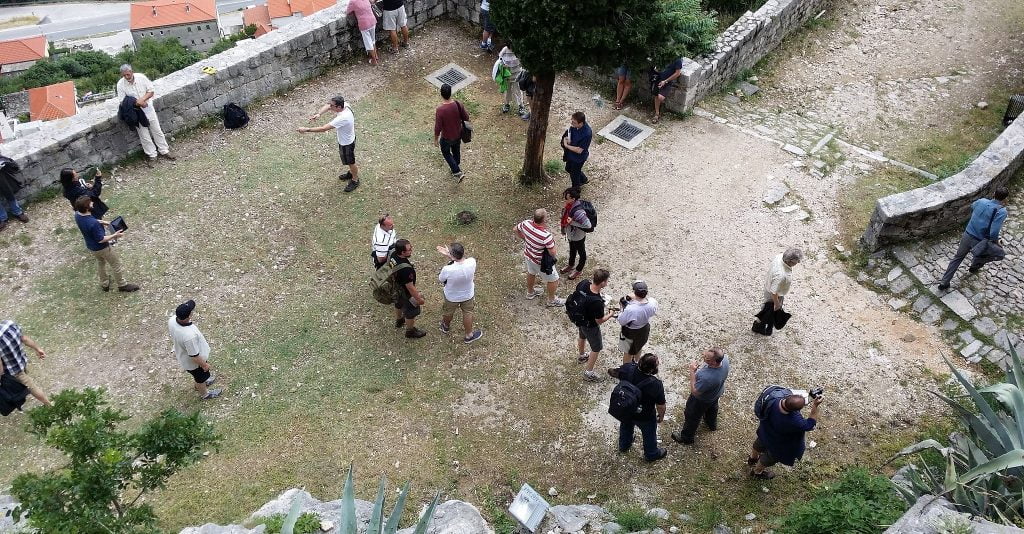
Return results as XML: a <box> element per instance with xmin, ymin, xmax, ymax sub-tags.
<box><xmin>223</xmin><ymin>103</ymin><xmax>250</xmax><ymax>129</ymax></box>
<box><xmin>572</xmin><ymin>201</ymin><xmax>597</xmax><ymax>233</ymax></box>
<box><xmin>608</xmin><ymin>365</ymin><xmax>655</xmax><ymax>422</ymax></box>
<box><xmin>564</xmin><ymin>281</ymin><xmax>601</xmax><ymax>327</ymax></box>
<box><xmin>753</xmin><ymin>385</ymin><xmax>791</xmax><ymax>420</ymax></box>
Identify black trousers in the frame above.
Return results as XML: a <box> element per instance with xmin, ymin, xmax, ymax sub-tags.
<box><xmin>677</xmin><ymin>395</ymin><xmax>719</xmax><ymax>441</ymax></box>
<box><xmin>568</xmin><ymin>238</ymin><xmax>587</xmax><ymax>272</ymax></box>
<box><xmin>565</xmin><ymin>160</ymin><xmax>588</xmax><ymax>188</ymax></box>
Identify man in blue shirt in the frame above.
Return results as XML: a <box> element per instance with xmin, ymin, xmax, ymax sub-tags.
<box><xmin>748</xmin><ymin>392</ymin><xmax>823</xmax><ymax>479</ymax></box>
<box><xmin>561</xmin><ymin>112</ymin><xmax>592</xmax><ymax>189</ymax></box>
<box><xmin>653</xmin><ymin>58</ymin><xmax>683</xmax><ymax>124</ymax></box>
<box><xmin>672</xmin><ymin>347</ymin><xmax>729</xmax><ymax>445</ymax></box>
<box><xmin>73</xmin><ymin>196</ymin><xmax>139</xmax><ymax>293</ymax></box>
<box><xmin>938</xmin><ymin>186</ymin><xmax>1010</xmax><ymax>290</ymax></box>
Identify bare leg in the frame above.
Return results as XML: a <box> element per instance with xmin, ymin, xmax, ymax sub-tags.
<box><xmin>545</xmin><ymin>280</ymin><xmax>558</xmax><ymax>301</ymax></box>
<box><xmin>349</xmin><ymin>162</ymin><xmax>360</xmax><ymax>182</ymax></box>
<box><xmin>389</xmin><ymin>30</ymin><xmax>399</xmax><ymax>50</ymax></box>
<box><xmin>585</xmin><ymin>350</ymin><xmax>599</xmax><ymax>372</ymax></box>
<box><xmin>621</xmin><ymin>79</ymin><xmax>632</xmax><ymax>105</ymax></box>
<box><xmin>401</xmin><ymin>26</ymin><xmax>410</xmax><ymax>45</ymax></box>
<box><xmin>462</xmin><ymin>311</ymin><xmax>474</xmax><ymax>336</ymax></box>
<box><xmin>195</xmin><ymin>381</ymin><xmax>208</xmax><ymax>397</ymax></box>
<box><xmin>577</xmin><ymin>337</ymin><xmax>586</xmax><ymax>356</ymax></box>
<box><xmin>526</xmin><ymin>274</ymin><xmax>537</xmax><ymax>295</ymax></box>
<box><xmin>442</xmin><ymin>313</ymin><xmax>453</xmax><ymax>330</ymax></box>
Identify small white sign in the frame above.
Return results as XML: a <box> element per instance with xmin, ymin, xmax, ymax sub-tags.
<box><xmin>508</xmin><ymin>483</ymin><xmax>549</xmax><ymax>532</ymax></box>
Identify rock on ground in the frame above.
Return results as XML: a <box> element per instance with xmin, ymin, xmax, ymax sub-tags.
<box><xmin>883</xmin><ymin>495</ymin><xmax>1024</xmax><ymax>534</ymax></box>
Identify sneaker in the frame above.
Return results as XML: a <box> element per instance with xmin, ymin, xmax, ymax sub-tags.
<box><xmin>546</xmin><ymin>297</ymin><xmax>566</xmax><ymax>307</ymax></box>
<box><xmin>583</xmin><ymin>370</ymin><xmax>600</xmax><ymax>382</ymax></box>
<box><xmin>338</xmin><ymin>171</ymin><xmax>352</xmax><ymax>181</ymax></box>
<box><xmin>968</xmin><ymin>265</ymin><xmax>982</xmax><ymax>273</ymax></box>
<box><xmin>159</xmin><ymin>153</ymin><xmax>177</xmax><ymax>161</ymax></box>
<box><xmin>145</xmin><ymin>158</ymin><xmax>156</xmax><ymax>168</ymax></box>
<box><xmin>117</xmin><ymin>284</ymin><xmax>140</xmax><ymax>292</ymax></box>
<box><xmin>387</xmin><ymin>45</ymin><xmax>398</xmax><ymax>54</ymax></box>
<box><xmin>463</xmin><ymin>329</ymin><xmax>483</xmax><ymax>344</ymax></box>
<box><xmin>0</xmin><ymin>220</ymin><xmax>6</xmax><ymax>232</ymax></box>
<box><xmin>568</xmin><ymin>271</ymin><xmax>582</xmax><ymax>280</ymax></box>
<box><xmin>671</xmin><ymin>431</ymin><xmax>693</xmax><ymax>445</ymax></box>
<box><xmin>344</xmin><ymin>180</ymin><xmax>360</xmax><ymax>193</ymax></box>
<box><xmin>205</xmin><ymin>375</ymin><xmax>217</xmax><ymax>386</ymax></box>
<box><xmin>746</xmin><ymin>456</ymin><xmax>758</xmax><ymax>466</ymax></box>
<box><xmin>501</xmin><ymin>104</ymin><xmax>510</xmax><ymax>114</ymax></box>
<box><xmin>439</xmin><ymin>321</ymin><xmax>450</xmax><ymax>334</ymax></box>
<box><xmin>405</xmin><ymin>328</ymin><xmax>427</xmax><ymax>339</ymax></box>
<box><xmin>577</xmin><ymin>352</ymin><xmax>589</xmax><ymax>363</ymax></box>
<box><xmin>13</xmin><ymin>213</ymin><xmax>29</xmax><ymax>223</ymax></box>
<box><xmin>395</xmin><ymin>318</ymin><xmax>406</xmax><ymax>328</ymax></box>
<box><xmin>454</xmin><ymin>171</ymin><xmax>465</xmax><ymax>183</ymax></box>
<box><xmin>644</xmin><ymin>448</ymin><xmax>668</xmax><ymax>462</ymax></box>
<box><xmin>479</xmin><ymin>42</ymin><xmax>489</xmax><ymax>50</ymax></box>
<box><xmin>202</xmin><ymin>388</ymin><xmax>222</xmax><ymax>400</ymax></box>
<box><xmin>937</xmin><ymin>282</ymin><xmax>950</xmax><ymax>291</ymax></box>
<box><xmin>751</xmin><ymin>469</ymin><xmax>776</xmax><ymax>480</ymax></box>
<box><xmin>525</xmin><ymin>289</ymin><xmax>541</xmax><ymax>300</ymax></box>
<box><xmin>399</xmin><ymin>40</ymin><xmax>409</xmax><ymax>48</ymax></box>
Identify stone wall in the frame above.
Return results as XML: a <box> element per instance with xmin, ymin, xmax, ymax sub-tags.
<box><xmin>861</xmin><ymin>117</ymin><xmax>1024</xmax><ymax>250</ymax></box>
<box><xmin>131</xmin><ymin>20</ymin><xmax>222</xmax><ymax>53</ymax></box>
<box><xmin>6</xmin><ymin>0</ymin><xmax>449</xmax><ymax>202</ymax></box>
<box><xmin>665</xmin><ymin>0</ymin><xmax>828</xmax><ymax>113</ymax></box>
<box><xmin>1</xmin><ymin>90</ymin><xmax>29</xmax><ymax>118</ymax></box>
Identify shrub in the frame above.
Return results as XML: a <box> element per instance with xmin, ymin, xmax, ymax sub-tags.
<box><xmin>612</xmin><ymin>506</ymin><xmax>659</xmax><ymax>531</ymax></box>
<box><xmin>260</xmin><ymin>512</ymin><xmax>322</xmax><ymax>534</ymax></box>
<box><xmin>777</xmin><ymin>468</ymin><xmax>906</xmax><ymax>534</ymax></box>
<box><xmin>703</xmin><ymin>0</ymin><xmax>768</xmax><ymax>16</ymax></box>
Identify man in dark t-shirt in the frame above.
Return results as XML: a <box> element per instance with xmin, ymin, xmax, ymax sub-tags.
<box><xmin>73</xmin><ymin>195</ymin><xmax>139</xmax><ymax>293</ymax></box>
<box><xmin>392</xmin><ymin>239</ymin><xmax>426</xmax><ymax>339</ymax></box>
<box><xmin>615</xmin><ymin>353</ymin><xmax>667</xmax><ymax>462</ymax></box>
<box><xmin>653</xmin><ymin>57</ymin><xmax>683</xmax><ymax>124</ymax></box>
<box><xmin>572</xmin><ymin>268</ymin><xmax>615</xmax><ymax>382</ymax></box>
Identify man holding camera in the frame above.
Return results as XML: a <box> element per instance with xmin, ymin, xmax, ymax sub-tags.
<box><xmin>748</xmin><ymin>391</ymin><xmax>823</xmax><ymax>480</ymax></box>
<box><xmin>672</xmin><ymin>347</ymin><xmax>729</xmax><ymax>445</ymax></box>
<box><xmin>617</xmin><ymin>281</ymin><xmax>658</xmax><ymax>363</ymax></box>
<box><xmin>568</xmin><ymin>268</ymin><xmax>615</xmax><ymax>382</ymax></box>
<box><xmin>74</xmin><ymin>196</ymin><xmax>139</xmax><ymax>293</ymax></box>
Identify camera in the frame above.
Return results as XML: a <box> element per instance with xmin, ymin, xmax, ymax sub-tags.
<box><xmin>808</xmin><ymin>387</ymin><xmax>824</xmax><ymax>400</ymax></box>
<box><xmin>619</xmin><ymin>295</ymin><xmax>632</xmax><ymax>309</ymax></box>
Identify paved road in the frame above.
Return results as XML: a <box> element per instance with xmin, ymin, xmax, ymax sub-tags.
<box><xmin>0</xmin><ymin>0</ymin><xmax>261</xmax><ymax>41</ymax></box>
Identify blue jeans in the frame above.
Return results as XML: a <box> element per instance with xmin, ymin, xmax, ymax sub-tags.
<box><xmin>0</xmin><ymin>197</ymin><xmax>23</xmax><ymax>222</ymax></box>
<box><xmin>619</xmin><ymin>418</ymin><xmax>659</xmax><ymax>459</ymax></box>
<box><xmin>439</xmin><ymin>137</ymin><xmax>462</xmax><ymax>174</ymax></box>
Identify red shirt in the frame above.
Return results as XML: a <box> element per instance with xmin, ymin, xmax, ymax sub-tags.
<box><xmin>517</xmin><ymin>219</ymin><xmax>554</xmax><ymax>265</ymax></box>
<box><xmin>434</xmin><ymin>100</ymin><xmax>468</xmax><ymax>141</ymax></box>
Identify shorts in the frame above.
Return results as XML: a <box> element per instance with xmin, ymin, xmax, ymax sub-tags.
<box><xmin>382</xmin><ymin>7</ymin><xmax>407</xmax><ymax>31</ymax></box>
<box><xmin>394</xmin><ymin>294</ymin><xmax>422</xmax><ymax>320</ymax></box>
<box><xmin>360</xmin><ymin>27</ymin><xmax>376</xmax><ymax>51</ymax></box>
<box><xmin>752</xmin><ymin>438</ymin><xmax>779</xmax><ymax>468</ymax></box>
<box><xmin>657</xmin><ymin>79</ymin><xmax>677</xmax><ymax>98</ymax></box>
<box><xmin>338</xmin><ymin>141</ymin><xmax>356</xmax><ymax>165</ymax></box>
<box><xmin>187</xmin><ymin>367</ymin><xmax>211</xmax><ymax>384</ymax></box>
<box><xmin>578</xmin><ymin>324</ymin><xmax>603</xmax><ymax>352</ymax></box>
<box><xmin>615</xmin><ymin>65</ymin><xmax>630</xmax><ymax>78</ymax></box>
<box><xmin>618</xmin><ymin>324</ymin><xmax>650</xmax><ymax>355</ymax></box>
<box><xmin>442</xmin><ymin>296</ymin><xmax>475</xmax><ymax>315</ymax></box>
<box><xmin>524</xmin><ymin>258</ymin><xmax>558</xmax><ymax>283</ymax></box>
<box><xmin>480</xmin><ymin>9</ymin><xmax>496</xmax><ymax>33</ymax></box>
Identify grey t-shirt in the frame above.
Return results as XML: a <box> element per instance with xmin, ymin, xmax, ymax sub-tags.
<box><xmin>694</xmin><ymin>357</ymin><xmax>729</xmax><ymax>402</ymax></box>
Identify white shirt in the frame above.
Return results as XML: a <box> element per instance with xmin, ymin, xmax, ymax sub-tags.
<box><xmin>372</xmin><ymin>224</ymin><xmax>396</xmax><ymax>259</ymax></box>
<box><xmin>330</xmin><ymin>106</ymin><xmax>356</xmax><ymax>145</ymax></box>
<box><xmin>763</xmin><ymin>254</ymin><xmax>793</xmax><ymax>302</ymax></box>
<box><xmin>480</xmin><ymin>0</ymin><xmax>489</xmax><ymax>10</ymax></box>
<box><xmin>439</xmin><ymin>258</ymin><xmax>476</xmax><ymax>302</ymax></box>
<box><xmin>116</xmin><ymin>73</ymin><xmax>155</xmax><ymax>100</ymax></box>
<box><xmin>168</xmin><ymin>317</ymin><xmax>210</xmax><ymax>371</ymax></box>
<box><xmin>617</xmin><ymin>297</ymin><xmax>658</xmax><ymax>329</ymax></box>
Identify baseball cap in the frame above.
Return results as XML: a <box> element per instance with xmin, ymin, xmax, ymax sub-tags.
<box><xmin>175</xmin><ymin>299</ymin><xmax>196</xmax><ymax>320</ymax></box>
<box><xmin>632</xmin><ymin>280</ymin><xmax>648</xmax><ymax>293</ymax></box>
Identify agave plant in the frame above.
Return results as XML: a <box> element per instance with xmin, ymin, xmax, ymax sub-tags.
<box><xmin>888</xmin><ymin>343</ymin><xmax>1024</xmax><ymax>525</ymax></box>
<box><xmin>280</xmin><ymin>463</ymin><xmax>439</xmax><ymax>534</ymax></box>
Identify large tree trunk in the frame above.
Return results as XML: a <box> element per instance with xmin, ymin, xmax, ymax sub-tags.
<box><xmin>519</xmin><ymin>72</ymin><xmax>556</xmax><ymax>185</ymax></box>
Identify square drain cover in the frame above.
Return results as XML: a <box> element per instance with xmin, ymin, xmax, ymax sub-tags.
<box><xmin>425</xmin><ymin>63</ymin><xmax>477</xmax><ymax>93</ymax></box>
<box><xmin>597</xmin><ymin>115</ymin><xmax>655</xmax><ymax>149</ymax></box>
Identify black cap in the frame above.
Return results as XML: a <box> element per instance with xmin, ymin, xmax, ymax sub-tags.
<box><xmin>632</xmin><ymin>280</ymin><xmax>649</xmax><ymax>293</ymax></box>
<box><xmin>175</xmin><ymin>299</ymin><xmax>196</xmax><ymax>320</ymax></box>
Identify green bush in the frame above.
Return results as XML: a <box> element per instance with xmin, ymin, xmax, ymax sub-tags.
<box><xmin>260</xmin><ymin>512</ymin><xmax>322</xmax><ymax>534</ymax></box>
<box><xmin>777</xmin><ymin>468</ymin><xmax>906</xmax><ymax>534</ymax></box>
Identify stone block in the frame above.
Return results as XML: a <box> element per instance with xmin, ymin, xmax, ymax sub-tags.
<box><xmin>921</xmin><ymin>304</ymin><xmax>944</xmax><ymax>325</ymax></box>
<box><xmin>941</xmin><ymin>291</ymin><xmax>978</xmax><ymax>321</ymax></box>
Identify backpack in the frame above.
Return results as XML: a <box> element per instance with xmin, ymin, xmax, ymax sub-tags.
<box><xmin>608</xmin><ymin>365</ymin><xmax>655</xmax><ymax>422</ymax></box>
<box><xmin>223</xmin><ymin>103</ymin><xmax>250</xmax><ymax>129</ymax></box>
<box><xmin>370</xmin><ymin>258</ymin><xmax>412</xmax><ymax>305</ymax></box>
<box><xmin>564</xmin><ymin>282</ymin><xmax>601</xmax><ymax>327</ymax></box>
<box><xmin>753</xmin><ymin>385</ymin><xmax>791</xmax><ymax>421</ymax></box>
<box><xmin>572</xmin><ymin>201</ymin><xmax>598</xmax><ymax>233</ymax></box>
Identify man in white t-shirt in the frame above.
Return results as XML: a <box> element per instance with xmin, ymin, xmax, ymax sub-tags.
<box><xmin>298</xmin><ymin>95</ymin><xmax>360</xmax><ymax>193</ymax></box>
<box><xmin>168</xmin><ymin>299</ymin><xmax>221</xmax><ymax>400</ymax></box>
<box><xmin>437</xmin><ymin>242</ymin><xmax>483</xmax><ymax>343</ymax></box>
<box><xmin>115</xmin><ymin>64</ymin><xmax>176</xmax><ymax>168</ymax></box>
<box><xmin>371</xmin><ymin>213</ymin><xmax>397</xmax><ymax>269</ymax></box>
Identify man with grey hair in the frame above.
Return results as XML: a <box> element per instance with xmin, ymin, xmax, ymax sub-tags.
<box><xmin>752</xmin><ymin>248</ymin><xmax>802</xmax><ymax>336</ymax></box>
<box><xmin>299</xmin><ymin>95</ymin><xmax>359</xmax><ymax>193</ymax></box>
<box><xmin>672</xmin><ymin>347</ymin><xmax>729</xmax><ymax>445</ymax></box>
<box><xmin>116</xmin><ymin>64</ymin><xmax>175</xmax><ymax>168</ymax></box>
<box><xmin>515</xmin><ymin>208</ymin><xmax>564</xmax><ymax>307</ymax></box>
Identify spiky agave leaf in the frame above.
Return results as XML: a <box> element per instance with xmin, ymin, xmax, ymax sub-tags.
<box><xmin>957</xmin><ymin>450</ymin><xmax>1024</xmax><ymax>488</ymax></box>
<box><xmin>339</xmin><ymin>463</ymin><xmax>357</xmax><ymax>534</ymax></box>
<box><xmin>281</xmin><ymin>497</ymin><xmax>303</xmax><ymax>534</ymax></box>
<box><xmin>367</xmin><ymin>476</ymin><xmax>387</xmax><ymax>534</ymax></box>
<box><xmin>942</xmin><ymin>354</ymin><xmax>1016</xmax><ymax>451</ymax></box>
<box><xmin>979</xmin><ymin>383</ymin><xmax>1024</xmax><ymax>448</ymax></box>
<box><xmin>411</xmin><ymin>492</ymin><xmax>440</xmax><ymax>534</ymax></box>
<box><xmin>383</xmin><ymin>482</ymin><xmax>411</xmax><ymax>534</ymax></box>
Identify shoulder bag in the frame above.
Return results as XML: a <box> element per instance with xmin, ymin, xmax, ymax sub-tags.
<box><xmin>970</xmin><ymin>206</ymin><xmax>1007</xmax><ymax>263</ymax></box>
<box><xmin>456</xmin><ymin>101</ymin><xmax>473</xmax><ymax>143</ymax></box>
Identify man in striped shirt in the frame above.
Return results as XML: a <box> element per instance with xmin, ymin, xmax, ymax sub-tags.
<box><xmin>0</xmin><ymin>320</ymin><xmax>51</xmax><ymax>406</ymax></box>
<box><xmin>515</xmin><ymin>209</ymin><xmax>564</xmax><ymax>307</ymax></box>
<box><xmin>372</xmin><ymin>214</ymin><xmax>397</xmax><ymax>269</ymax></box>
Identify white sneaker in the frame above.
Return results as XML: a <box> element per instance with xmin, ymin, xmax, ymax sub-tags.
<box><xmin>583</xmin><ymin>370</ymin><xmax>600</xmax><ymax>382</ymax></box>
<box><xmin>546</xmin><ymin>297</ymin><xmax>565</xmax><ymax>307</ymax></box>
<box><xmin>525</xmin><ymin>289</ymin><xmax>541</xmax><ymax>300</ymax></box>
<box><xmin>202</xmin><ymin>388</ymin><xmax>222</xmax><ymax>400</ymax></box>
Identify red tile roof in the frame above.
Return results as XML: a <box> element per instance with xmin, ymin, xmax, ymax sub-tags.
<box><xmin>0</xmin><ymin>35</ymin><xmax>47</xmax><ymax>67</ymax></box>
<box><xmin>266</xmin><ymin>0</ymin><xmax>295</xmax><ymax>19</ymax></box>
<box><xmin>243</xmin><ymin>4</ymin><xmax>273</xmax><ymax>29</ymax></box>
<box><xmin>130</xmin><ymin>0</ymin><xmax>218</xmax><ymax>31</ymax></box>
<box><xmin>267</xmin><ymin>0</ymin><xmax>333</xmax><ymax>19</ymax></box>
<box><xmin>28</xmin><ymin>81</ymin><xmax>77</xmax><ymax>121</ymax></box>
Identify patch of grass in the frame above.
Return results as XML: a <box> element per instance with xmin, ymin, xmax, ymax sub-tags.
<box><xmin>836</xmin><ymin>166</ymin><xmax>933</xmax><ymax>247</ymax></box>
<box><xmin>0</xmin><ymin>15</ymin><xmax>39</xmax><ymax>30</ymax></box>
<box><xmin>481</xmin><ymin>490</ymin><xmax>518</xmax><ymax>534</ymax></box>
<box><xmin>454</xmin><ymin>89</ymin><xmax>481</xmax><ymax>115</ymax></box>
<box><xmin>544</xmin><ymin>159</ymin><xmax>563</xmax><ymax>175</ymax></box>
<box><xmin>775</xmin><ymin>468</ymin><xmax>907</xmax><ymax>534</ymax></box>
<box><xmin>17</xmin><ymin>233</ymin><xmax>31</xmax><ymax>247</ymax></box>
<box><xmin>258</xmin><ymin>512</ymin><xmax>322</xmax><ymax>534</ymax></box>
<box><xmin>611</xmin><ymin>505</ymin><xmax>659</xmax><ymax>531</ymax></box>
<box><xmin>1005</xmin><ymin>313</ymin><xmax>1024</xmax><ymax>332</ymax></box>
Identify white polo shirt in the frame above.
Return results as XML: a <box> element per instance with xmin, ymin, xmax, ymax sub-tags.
<box><xmin>330</xmin><ymin>106</ymin><xmax>356</xmax><ymax>146</ymax></box>
<box><xmin>168</xmin><ymin>317</ymin><xmax>210</xmax><ymax>371</ymax></box>
<box><xmin>116</xmin><ymin>73</ymin><xmax>155</xmax><ymax>100</ymax></box>
<box><xmin>439</xmin><ymin>258</ymin><xmax>476</xmax><ymax>302</ymax></box>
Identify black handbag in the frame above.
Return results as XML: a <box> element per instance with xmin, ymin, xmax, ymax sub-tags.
<box><xmin>540</xmin><ymin>248</ymin><xmax>556</xmax><ymax>275</ymax></box>
<box><xmin>456</xmin><ymin>101</ymin><xmax>472</xmax><ymax>143</ymax></box>
<box><xmin>969</xmin><ymin>205</ymin><xmax>1007</xmax><ymax>263</ymax></box>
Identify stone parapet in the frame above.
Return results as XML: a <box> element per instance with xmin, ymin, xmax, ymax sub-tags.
<box><xmin>7</xmin><ymin>0</ymin><xmax>448</xmax><ymax>201</ymax></box>
<box><xmin>861</xmin><ymin>117</ymin><xmax>1024</xmax><ymax>250</ymax></box>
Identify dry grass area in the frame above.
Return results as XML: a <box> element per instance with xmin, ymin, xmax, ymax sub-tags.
<box><xmin>0</xmin><ymin>15</ymin><xmax>40</xmax><ymax>30</ymax></box>
<box><xmin>0</xmin><ymin>21</ymin><xmax>962</xmax><ymax>533</ymax></box>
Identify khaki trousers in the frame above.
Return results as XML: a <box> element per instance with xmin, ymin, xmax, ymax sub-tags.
<box><xmin>13</xmin><ymin>365</ymin><xmax>45</xmax><ymax>401</ymax></box>
<box><xmin>137</xmin><ymin>105</ymin><xmax>170</xmax><ymax>158</ymax></box>
<box><xmin>93</xmin><ymin>246</ymin><xmax>125</xmax><ymax>289</ymax></box>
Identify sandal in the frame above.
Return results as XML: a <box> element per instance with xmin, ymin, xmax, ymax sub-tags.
<box><xmin>559</xmin><ymin>265</ymin><xmax>575</xmax><ymax>274</ymax></box>
<box><xmin>750</xmin><ymin>469</ymin><xmax>776</xmax><ymax>480</ymax></box>
<box><xmin>568</xmin><ymin>271</ymin><xmax>582</xmax><ymax>280</ymax></box>
<box><xmin>651</xmin><ymin>114</ymin><xmax>661</xmax><ymax>124</ymax></box>
<box><xmin>613</xmin><ymin>101</ymin><xmax>622</xmax><ymax>110</ymax></box>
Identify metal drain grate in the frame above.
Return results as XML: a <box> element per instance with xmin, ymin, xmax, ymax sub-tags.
<box><xmin>437</xmin><ymin>68</ymin><xmax>467</xmax><ymax>87</ymax></box>
<box><xmin>609</xmin><ymin>121</ymin><xmax>643</xmax><ymax>142</ymax></box>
